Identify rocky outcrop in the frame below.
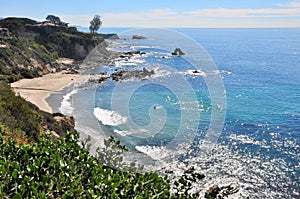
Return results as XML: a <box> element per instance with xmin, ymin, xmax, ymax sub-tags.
<box><xmin>132</xmin><ymin>35</ymin><xmax>147</xmax><ymax>40</ymax></box>
<box><xmin>41</xmin><ymin>111</ymin><xmax>76</xmax><ymax>138</ymax></box>
<box><xmin>101</xmin><ymin>33</ymin><xmax>119</xmax><ymax>40</ymax></box>
<box><xmin>205</xmin><ymin>185</ymin><xmax>220</xmax><ymax>198</ymax></box>
<box><xmin>204</xmin><ymin>183</ymin><xmax>240</xmax><ymax>198</ymax></box>
<box><xmin>172</xmin><ymin>48</ymin><xmax>185</xmax><ymax>56</ymax></box>
<box><xmin>119</xmin><ymin>50</ymin><xmax>146</xmax><ymax>59</ymax></box>
<box><xmin>26</xmin><ymin>101</ymin><xmax>76</xmax><ymax>138</ymax></box>
<box><xmin>51</xmin><ymin>113</ymin><xmax>75</xmax><ymax>137</ymax></box>
<box><xmin>112</xmin><ymin>68</ymin><xmax>154</xmax><ymax>81</ymax></box>
<box><xmin>0</xmin><ymin>17</ymin><xmax>106</xmax><ymax>83</ymax></box>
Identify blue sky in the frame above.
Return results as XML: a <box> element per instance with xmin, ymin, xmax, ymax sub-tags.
<box><xmin>1</xmin><ymin>0</ymin><xmax>300</xmax><ymax>27</ymax></box>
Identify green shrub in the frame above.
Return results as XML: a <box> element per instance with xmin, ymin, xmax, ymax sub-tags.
<box><xmin>0</xmin><ymin>132</ymin><xmax>166</xmax><ymax>198</ymax></box>
<box><xmin>0</xmin><ymin>84</ymin><xmax>42</xmax><ymax>141</ymax></box>
<box><xmin>0</xmin><ymin>131</ymin><xmax>201</xmax><ymax>198</ymax></box>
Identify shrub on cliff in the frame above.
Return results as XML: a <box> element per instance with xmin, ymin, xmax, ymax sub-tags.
<box><xmin>0</xmin><ymin>131</ymin><xmax>196</xmax><ymax>198</ymax></box>
<box><xmin>0</xmin><ymin>17</ymin><xmax>105</xmax><ymax>83</ymax></box>
<box><xmin>0</xmin><ymin>83</ymin><xmax>42</xmax><ymax>141</ymax></box>
<box><xmin>0</xmin><ymin>130</ymin><xmax>202</xmax><ymax>198</ymax></box>
<box><xmin>0</xmin><ymin>36</ymin><xmax>57</xmax><ymax>82</ymax></box>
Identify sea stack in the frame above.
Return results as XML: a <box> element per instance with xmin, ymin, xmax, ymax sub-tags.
<box><xmin>171</xmin><ymin>48</ymin><xmax>185</xmax><ymax>56</ymax></box>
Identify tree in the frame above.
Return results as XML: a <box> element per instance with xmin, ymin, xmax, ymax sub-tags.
<box><xmin>46</xmin><ymin>15</ymin><xmax>61</xmax><ymax>25</ymax></box>
<box><xmin>89</xmin><ymin>15</ymin><xmax>102</xmax><ymax>34</ymax></box>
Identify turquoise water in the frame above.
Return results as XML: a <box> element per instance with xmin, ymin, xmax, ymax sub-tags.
<box><xmin>71</xmin><ymin>28</ymin><xmax>300</xmax><ymax>197</ymax></box>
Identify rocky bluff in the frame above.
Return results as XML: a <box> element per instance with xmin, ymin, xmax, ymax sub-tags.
<box><xmin>0</xmin><ymin>17</ymin><xmax>118</xmax><ymax>82</ymax></box>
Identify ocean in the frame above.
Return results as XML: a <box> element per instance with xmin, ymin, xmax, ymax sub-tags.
<box><xmin>59</xmin><ymin>28</ymin><xmax>300</xmax><ymax>198</ymax></box>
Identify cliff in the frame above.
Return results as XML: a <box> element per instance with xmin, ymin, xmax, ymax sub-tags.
<box><xmin>0</xmin><ymin>17</ymin><xmax>117</xmax><ymax>83</ymax></box>
<box><xmin>0</xmin><ymin>17</ymin><xmax>118</xmax><ymax>140</ymax></box>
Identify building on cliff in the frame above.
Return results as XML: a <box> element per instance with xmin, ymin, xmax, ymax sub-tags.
<box><xmin>34</xmin><ymin>21</ymin><xmax>68</xmax><ymax>34</ymax></box>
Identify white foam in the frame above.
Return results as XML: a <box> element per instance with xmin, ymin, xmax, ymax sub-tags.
<box><xmin>227</xmin><ymin>133</ymin><xmax>262</xmax><ymax>146</ymax></box>
<box><xmin>114</xmin><ymin>54</ymin><xmax>146</xmax><ymax>68</ymax></box>
<box><xmin>135</xmin><ymin>145</ymin><xmax>174</xmax><ymax>161</ymax></box>
<box><xmin>186</xmin><ymin>69</ymin><xmax>207</xmax><ymax>77</ymax></box>
<box><xmin>59</xmin><ymin>89</ymin><xmax>78</xmax><ymax>116</ymax></box>
<box><xmin>114</xmin><ymin>129</ymin><xmax>134</xmax><ymax>136</ymax></box>
<box><xmin>151</xmin><ymin>69</ymin><xmax>172</xmax><ymax>79</ymax></box>
<box><xmin>93</xmin><ymin>107</ymin><xmax>127</xmax><ymax>126</ymax></box>
<box><xmin>130</xmin><ymin>45</ymin><xmax>160</xmax><ymax>50</ymax></box>
<box><xmin>212</xmin><ymin>69</ymin><xmax>232</xmax><ymax>75</ymax></box>
<box><xmin>177</xmin><ymin>70</ymin><xmax>207</xmax><ymax>77</ymax></box>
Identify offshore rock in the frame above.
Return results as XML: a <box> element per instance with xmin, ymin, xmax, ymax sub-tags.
<box><xmin>132</xmin><ymin>35</ymin><xmax>147</xmax><ymax>40</ymax></box>
<box><xmin>205</xmin><ymin>185</ymin><xmax>221</xmax><ymax>199</ymax></box>
<box><xmin>111</xmin><ymin>68</ymin><xmax>154</xmax><ymax>81</ymax></box>
<box><xmin>171</xmin><ymin>48</ymin><xmax>185</xmax><ymax>56</ymax></box>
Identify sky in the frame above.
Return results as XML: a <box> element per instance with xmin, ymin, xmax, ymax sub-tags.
<box><xmin>1</xmin><ymin>0</ymin><xmax>300</xmax><ymax>28</ymax></box>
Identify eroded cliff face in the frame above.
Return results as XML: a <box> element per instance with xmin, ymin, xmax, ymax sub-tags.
<box><xmin>0</xmin><ymin>17</ymin><xmax>117</xmax><ymax>82</ymax></box>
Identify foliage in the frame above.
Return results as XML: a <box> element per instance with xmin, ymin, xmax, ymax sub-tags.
<box><xmin>45</xmin><ymin>15</ymin><xmax>61</xmax><ymax>25</ymax></box>
<box><xmin>89</xmin><ymin>14</ymin><xmax>102</xmax><ymax>34</ymax></box>
<box><xmin>96</xmin><ymin>136</ymin><xmax>144</xmax><ymax>172</ymax></box>
<box><xmin>0</xmin><ymin>84</ymin><xmax>42</xmax><ymax>142</ymax></box>
<box><xmin>0</xmin><ymin>36</ymin><xmax>57</xmax><ymax>82</ymax></box>
<box><xmin>0</xmin><ymin>17</ymin><xmax>36</xmax><ymax>33</ymax></box>
<box><xmin>0</xmin><ymin>16</ymin><xmax>104</xmax><ymax>83</ymax></box>
<box><xmin>39</xmin><ymin>30</ymin><xmax>104</xmax><ymax>59</ymax></box>
<box><xmin>0</xmin><ymin>131</ymin><xmax>199</xmax><ymax>198</ymax></box>
<box><xmin>0</xmin><ymin>86</ymin><xmax>201</xmax><ymax>198</ymax></box>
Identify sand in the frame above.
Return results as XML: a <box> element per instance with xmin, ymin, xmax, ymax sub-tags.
<box><xmin>11</xmin><ymin>72</ymin><xmax>89</xmax><ymax>113</ymax></box>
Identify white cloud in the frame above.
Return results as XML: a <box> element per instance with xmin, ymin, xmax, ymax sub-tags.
<box><xmin>184</xmin><ymin>2</ymin><xmax>300</xmax><ymax>18</ymax></box>
<box><xmin>278</xmin><ymin>1</ymin><xmax>300</xmax><ymax>8</ymax></box>
<box><xmin>62</xmin><ymin>2</ymin><xmax>300</xmax><ymax>28</ymax></box>
<box><xmin>147</xmin><ymin>8</ymin><xmax>177</xmax><ymax>18</ymax></box>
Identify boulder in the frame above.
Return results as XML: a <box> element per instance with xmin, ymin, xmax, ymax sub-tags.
<box><xmin>205</xmin><ymin>185</ymin><xmax>220</xmax><ymax>198</ymax></box>
<box><xmin>171</xmin><ymin>48</ymin><xmax>185</xmax><ymax>56</ymax></box>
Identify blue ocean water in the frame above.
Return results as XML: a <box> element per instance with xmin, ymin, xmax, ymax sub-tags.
<box><xmin>69</xmin><ymin>28</ymin><xmax>300</xmax><ymax>198</ymax></box>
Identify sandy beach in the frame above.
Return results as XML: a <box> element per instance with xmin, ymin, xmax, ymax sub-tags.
<box><xmin>11</xmin><ymin>72</ymin><xmax>89</xmax><ymax>113</ymax></box>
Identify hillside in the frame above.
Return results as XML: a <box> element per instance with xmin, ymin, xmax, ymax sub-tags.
<box><xmin>0</xmin><ymin>17</ymin><xmax>112</xmax><ymax>141</ymax></box>
<box><xmin>0</xmin><ymin>17</ymin><xmax>113</xmax><ymax>83</ymax></box>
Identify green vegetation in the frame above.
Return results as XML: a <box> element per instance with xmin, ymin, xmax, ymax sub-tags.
<box><xmin>0</xmin><ymin>17</ymin><xmax>36</xmax><ymax>34</ymax></box>
<box><xmin>0</xmin><ymin>82</ymin><xmax>201</xmax><ymax>198</ymax></box>
<box><xmin>38</xmin><ymin>28</ymin><xmax>104</xmax><ymax>59</ymax></box>
<box><xmin>0</xmin><ymin>36</ymin><xmax>58</xmax><ymax>82</ymax></box>
<box><xmin>45</xmin><ymin>15</ymin><xmax>62</xmax><ymax>25</ymax></box>
<box><xmin>0</xmin><ymin>83</ymin><xmax>42</xmax><ymax>142</ymax></box>
<box><xmin>0</xmin><ymin>84</ymin><xmax>75</xmax><ymax>143</ymax></box>
<box><xmin>0</xmin><ymin>17</ymin><xmax>104</xmax><ymax>83</ymax></box>
<box><xmin>0</xmin><ymin>16</ymin><xmax>204</xmax><ymax>198</ymax></box>
<box><xmin>0</xmin><ymin>131</ymin><xmax>200</xmax><ymax>198</ymax></box>
<box><xmin>89</xmin><ymin>14</ymin><xmax>102</xmax><ymax>34</ymax></box>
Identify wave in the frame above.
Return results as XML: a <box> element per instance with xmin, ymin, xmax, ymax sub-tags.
<box><xmin>114</xmin><ymin>54</ymin><xmax>147</xmax><ymax>68</ymax></box>
<box><xmin>114</xmin><ymin>129</ymin><xmax>134</xmax><ymax>136</ymax></box>
<box><xmin>130</xmin><ymin>45</ymin><xmax>160</xmax><ymax>50</ymax></box>
<box><xmin>212</xmin><ymin>69</ymin><xmax>232</xmax><ymax>75</ymax></box>
<box><xmin>177</xmin><ymin>69</ymin><xmax>232</xmax><ymax>77</ymax></box>
<box><xmin>93</xmin><ymin>107</ymin><xmax>127</xmax><ymax>126</ymax></box>
<box><xmin>59</xmin><ymin>89</ymin><xmax>78</xmax><ymax>116</ymax></box>
<box><xmin>180</xmin><ymin>70</ymin><xmax>207</xmax><ymax>77</ymax></box>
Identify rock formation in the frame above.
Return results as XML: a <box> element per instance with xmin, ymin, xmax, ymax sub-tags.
<box><xmin>132</xmin><ymin>35</ymin><xmax>147</xmax><ymax>40</ymax></box>
<box><xmin>171</xmin><ymin>48</ymin><xmax>185</xmax><ymax>56</ymax></box>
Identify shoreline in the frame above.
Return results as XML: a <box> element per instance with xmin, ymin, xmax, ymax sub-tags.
<box><xmin>11</xmin><ymin>72</ymin><xmax>90</xmax><ymax>113</ymax></box>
